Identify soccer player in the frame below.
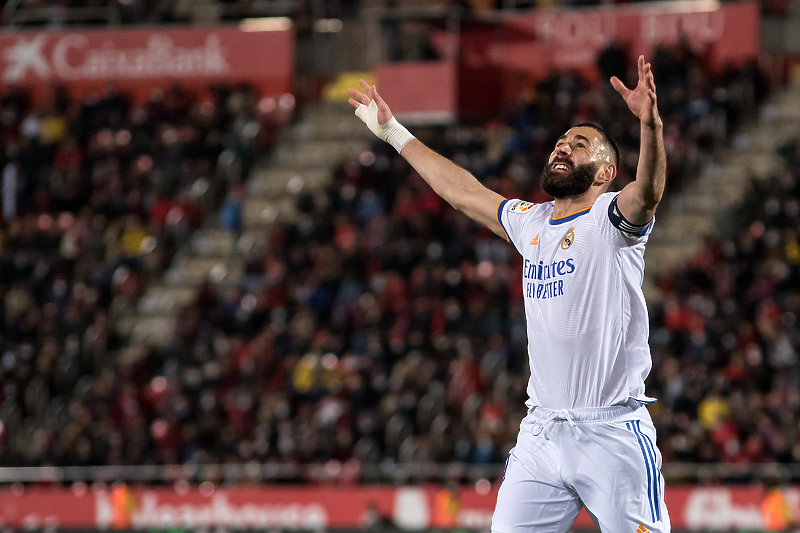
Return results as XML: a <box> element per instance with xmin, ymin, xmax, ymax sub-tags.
<box><xmin>349</xmin><ymin>54</ymin><xmax>669</xmax><ymax>533</ymax></box>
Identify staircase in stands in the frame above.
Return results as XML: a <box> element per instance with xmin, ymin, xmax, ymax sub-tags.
<box><xmin>117</xmin><ymin>102</ymin><xmax>371</xmax><ymax>346</ymax></box>
<box><xmin>642</xmin><ymin>80</ymin><xmax>800</xmax><ymax>298</ymax></box>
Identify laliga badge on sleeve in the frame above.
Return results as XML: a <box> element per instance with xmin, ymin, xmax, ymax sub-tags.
<box><xmin>509</xmin><ymin>201</ymin><xmax>535</xmax><ymax>214</ymax></box>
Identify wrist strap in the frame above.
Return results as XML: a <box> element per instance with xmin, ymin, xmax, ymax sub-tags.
<box><xmin>381</xmin><ymin>117</ymin><xmax>414</xmax><ymax>153</ymax></box>
<box><xmin>355</xmin><ymin>101</ymin><xmax>415</xmax><ymax>154</ymax></box>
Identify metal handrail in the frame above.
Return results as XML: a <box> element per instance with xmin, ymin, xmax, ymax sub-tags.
<box><xmin>5</xmin><ymin>5</ymin><xmax>121</xmax><ymax>28</ymax></box>
<box><xmin>2</xmin><ymin>0</ymin><xmax>24</xmax><ymax>25</ymax></box>
<box><xmin>1</xmin><ymin>462</ymin><xmax>798</xmax><ymax>484</ymax></box>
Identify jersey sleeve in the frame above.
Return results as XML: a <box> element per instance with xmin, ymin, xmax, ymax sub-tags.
<box><xmin>497</xmin><ymin>198</ymin><xmax>537</xmax><ymax>254</ymax></box>
<box><xmin>594</xmin><ymin>192</ymin><xmax>654</xmax><ymax>247</ymax></box>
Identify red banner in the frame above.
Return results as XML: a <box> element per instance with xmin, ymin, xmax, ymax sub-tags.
<box><xmin>488</xmin><ymin>0</ymin><xmax>760</xmax><ymax>80</ymax></box>
<box><xmin>0</xmin><ymin>22</ymin><xmax>294</xmax><ymax>102</ymax></box>
<box><xmin>0</xmin><ymin>484</ymin><xmax>794</xmax><ymax>530</ymax></box>
<box><xmin>379</xmin><ymin>1</ymin><xmax>760</xmax><ymax>118</ymax></box>
<box><xmin>375</xmin><ymin>61</ymin><xmax>458</xmax><ymax>123</ymax></box>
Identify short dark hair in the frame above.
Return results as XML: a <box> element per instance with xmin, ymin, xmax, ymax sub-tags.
<box><xmin>572</xmin><ymin>122</ymin><xmax>619</xmax><ymax>167</ymax></box>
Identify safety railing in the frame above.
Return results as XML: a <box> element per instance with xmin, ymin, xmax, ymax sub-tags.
<box><xmin>3</xmin><ymin>5</ymin><xmax>122</xmax><ymax>27</ymax></box>
<box><xmin>1</xmin><ymin>462</ymin><xmax>799</xmax><ymax>484</ymax></box>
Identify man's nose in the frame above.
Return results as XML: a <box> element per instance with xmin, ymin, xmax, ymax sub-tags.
<box><xmin>556</xmin><ymin>144</ymin><xmax>571</xmax><ymax>156</ymax></box>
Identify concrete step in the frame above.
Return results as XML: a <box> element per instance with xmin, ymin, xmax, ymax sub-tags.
<box><xmin>137</xmin><ymin>285</ymin><xmax>197</xmax><ymax>316</ymax></box>
<box><xmin>644</xmin><ymin>242</ymin><xmax>700</xmax><ymax>275</ymax></box>
<box><xmin>237</xmin><ymin>231</ymin><xmax>270</xmax><ymax>257</ymax></box>
<box><xmin>667</xmin><ymin>180</ymin><xmax>745</xmax><ymax>214</ymax></box>
<box><xmin>270</xmin><ymin>139</ymin><xmax>368</xmax><ymax>168</ymax></box>
<box><xmin>650</xmin><ymin>212</ymin><xmax>717</xmax><ymax>244</ymax></box>
<box><xmin>696</xmin><ymin>161</ymin><xmax>748</xmax><ymax>184</ymax></box>
<box><xmin>299</xmin><ymin>102</ymin><xmax>360</xmax><ymax>120</ymax></box>
<box><xmin>755</xmin><ymin>118</ymin><xmax>800</xmax><ymax>141</ymax></box>
<box><xmin>163</xmin><ymin>257</ymin><xmax>245</xmax><ymax>287</ymax></box>
<box><xmin>731</xmin><ymin>130</ymin><xmax>780</xmax><ymax>153</ymax></box>
<box><xmin>242</xmin><ymin>197</ymin><xmax>299</xmax><ymax>229</ymax></box>
<box><xmin>117</xmin><ymin>315</ymin><xmax>175</xmax><ymax>346</ymax></box>
<box><xmin>246</xmin><ymin>168</ymin><xmax>330</xmax><ymax>199</ymax></box>
<box><xmin>764</xmin><ymin>93</ymin><xmax>800</xmax><ymax>121</ymax></box>
<box><xmin>733</xmin><ymin>116</ymin><xmax>800</xmax><ymax>151</ymax></box>
<box><xmin>665</xmin><ymin>192</ymin><xmax>721</xmax><ymax>215</ymax></box>
<box><xmin>288</xmin><ymin>116</ymin><xmax>374</xmax><ymax>142</ymax></box>
<box><xmin>188</xmin><ymin>229</ymin><xmax>236</xmax><ymax>258</ymax></box>
<box><xmin>715</xmin><ymin>150</ymin><xmax>785</xmax><ymax>179</ymax></box>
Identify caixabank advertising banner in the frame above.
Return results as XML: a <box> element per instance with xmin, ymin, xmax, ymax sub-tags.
<box><xmin>0</xmin><ymin>21</ymin><xmax>294</xmax><ymax>103</ymax></box>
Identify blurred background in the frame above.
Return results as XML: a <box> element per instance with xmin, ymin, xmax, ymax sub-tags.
<box><xmin>0</xmin><ymin>0</ymin><xmax>799</xmax><ymax>530</ymax></box>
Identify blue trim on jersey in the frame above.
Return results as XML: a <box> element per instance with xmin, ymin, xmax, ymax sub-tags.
<box><xmin>497</xmin><ymin>199</ymin><xmax>511</xmax><ymax>241</ymax></box>
<box><xmin>638</xmin><ymin>421</ymin><xmax>663</xmax><ymax>521</ymax></box>
<box><xmin>628</xmin><ymin>421</ymin><xmax>657</xmax><ymax>523</ymax></box>
<box><xmin>549</xmin><ymin>207</ymin><xmax>590</xmax><ymax>225</ymax></box>
<box><xmin>501</xmin><ymin>451</ymin><xmax>511</xmax><ymax>484</ymax></box>
<box><xmin>637</xmin><ymin>220</ymin><xmax>654</xmax><ymax>236</ymax></box>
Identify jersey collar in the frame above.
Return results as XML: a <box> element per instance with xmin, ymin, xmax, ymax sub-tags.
<box><xmin>549</xmin><ymin>206</ymin><xmax>591</xmax><ymax>225</ymax></box>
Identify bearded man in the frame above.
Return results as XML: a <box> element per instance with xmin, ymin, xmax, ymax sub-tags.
<box><xmin>349</xmin><ymin>55</ymin><xmax>670</xmax><ymax>533</ymax></box>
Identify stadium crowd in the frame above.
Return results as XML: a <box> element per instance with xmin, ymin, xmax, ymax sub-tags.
<box><xmin>0</xmin><ymin>42</ymin><xmax>790</xmax><ymax>478</ymax></box>
<box><xmin>648</xmin><ymin>150</ymin><xmax>800</xmax><ymax>465</ymax></box>
<box><xmin>0</xmin><ymin>82</ymin><xmax>285</xmax><ymax>466</ymax></box>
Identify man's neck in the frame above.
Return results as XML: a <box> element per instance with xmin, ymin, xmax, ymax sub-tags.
<box><xmin>552</xmin><ymin>187</ymin><xmax>605</xmax><ymax>219</ymax></box>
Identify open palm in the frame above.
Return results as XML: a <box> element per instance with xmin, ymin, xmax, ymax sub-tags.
<box><xmin>611</xmin><ymin>55</ymin><xmax>661</xmax><ymax>128</ymax></box>
<box><xmin>348</xmin><ymin>79</ymin><xmax>393</xmax><ymax>126</ymax></box>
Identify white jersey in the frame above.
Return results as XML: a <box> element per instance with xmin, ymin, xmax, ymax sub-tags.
<box><xmin>497</xmin><ymin>192</ymin><xmax>655</xmax><ymax>410</ymax></box>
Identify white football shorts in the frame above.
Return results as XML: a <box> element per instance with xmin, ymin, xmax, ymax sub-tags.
<box><xmin>492</xmin><ymin>400</ymin><xmax>670</xmax><ymax>533</ymax></box>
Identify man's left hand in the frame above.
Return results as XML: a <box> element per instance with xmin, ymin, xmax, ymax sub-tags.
<box><xmin>611</xmin><ymin>55</ymin><xmax>661</xmax><ymax>129</ymax></box>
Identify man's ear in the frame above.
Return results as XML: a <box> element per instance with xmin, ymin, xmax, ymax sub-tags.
<box><xmin>597</xmin><ymin>163</ymin><xmax>617</xmax><ymax>184</ymax></box>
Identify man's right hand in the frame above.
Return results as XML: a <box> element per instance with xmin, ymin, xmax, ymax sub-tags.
<box><xmin>348</xmin><ymin>79</ymin><xmax>415</xmax><ymax>153</ymax></box>
<box><xmin>349</xmin><ymin>79</ymin><xmax>393</xmax><ymax>126</ymax></box>
<box><xmin>348</xmin><ymin>80</ymin><xmax>506</xmax><ymax>241</ymax></box>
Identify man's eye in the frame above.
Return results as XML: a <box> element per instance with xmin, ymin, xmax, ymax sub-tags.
<box><xmin>577</xmin><ymin>143</ymin><xmax>586</xmax><ymax>149</ymax></box>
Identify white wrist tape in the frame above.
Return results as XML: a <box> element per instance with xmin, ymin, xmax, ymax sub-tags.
<box><xmin>355</xmin><ymin>100</ymin><xmax>415</xmax><ymax>153</ymax></box>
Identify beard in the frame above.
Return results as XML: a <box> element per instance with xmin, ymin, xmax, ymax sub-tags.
<box><xmin>540</xmin><ymin>161</ymin><xmax>599</xmax><ymax>199</ymax></box>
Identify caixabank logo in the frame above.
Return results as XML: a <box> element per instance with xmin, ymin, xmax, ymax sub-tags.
<box><xmin>0</xmin><ymin>32</ymin><xmax>230</xmax><ymax>84</ymax></box>
<box><xmin>2</xmin><ymin>35</ymin><xmax>51</xmax><ymax>82</ymax></box>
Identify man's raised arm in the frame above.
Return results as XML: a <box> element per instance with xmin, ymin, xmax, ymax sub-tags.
<box><xmin>348</xmin><ymin>80</ymin><xmax>507</xmax><ymax>239</ymax></box>
<box><xmin>611</xmin><ymin>55</ymin><xmax>667</xmax><ymax>226</ymax></box>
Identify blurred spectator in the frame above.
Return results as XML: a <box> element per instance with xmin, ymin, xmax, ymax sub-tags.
<box><xmin>596</xmin><ymin>40</ymin><xmax>627</xmax><ymax>83</ymax></box>
<box><xmin>220</xmin><ymin>186</ymin><xmax>243</xmax><ymax>234</ymax></box>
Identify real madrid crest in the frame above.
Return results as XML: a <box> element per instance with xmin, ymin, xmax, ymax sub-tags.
<box><xmin>561</xmin><ymin>227</ymin><xmax>575</xmax><ymax>250</ymax></box>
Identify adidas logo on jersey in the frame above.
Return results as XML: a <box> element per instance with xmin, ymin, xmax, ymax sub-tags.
<box><xmin>636</xmin><ymin>525</ymin><xmax>651</xmax><ymax>533</ymax></box>
<box><xmin>530</xmin><ymin>234</ymin><xmax>539</xmax><ymax>245</ymax></box>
